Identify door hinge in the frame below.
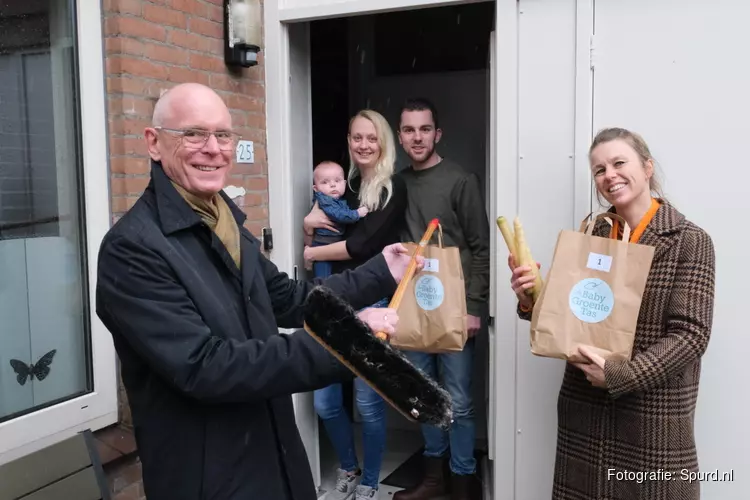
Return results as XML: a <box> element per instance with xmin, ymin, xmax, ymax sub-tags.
<box><xmin>589</xmin><ymin>34</ymin><xmax>596</xmax><ymax>70</ymax></box>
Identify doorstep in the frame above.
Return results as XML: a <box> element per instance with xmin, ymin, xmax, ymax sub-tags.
<box><xmin>92</xmin><ymin>424</ymin><xmax>138</xmax><ymax>465</ymax></box>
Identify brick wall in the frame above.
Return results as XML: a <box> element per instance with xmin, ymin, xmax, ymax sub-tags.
<box><xmin>100</xmin><ymin>1</ymin><xmax>268</xmax><ymax>496</ymax></box>
<box><xmin>103</xmin><ymin>0</ymin><xmax>268</xmax><ymax>234</ymax></box>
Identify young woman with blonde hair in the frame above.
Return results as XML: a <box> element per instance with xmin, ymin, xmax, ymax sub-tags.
<box><xmin>303</xmin><ymin>109</ymin><xmax>407</xmax><ymax>500</ymax></box>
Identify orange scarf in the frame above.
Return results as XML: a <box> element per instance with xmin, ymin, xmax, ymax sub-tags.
<box><xmin>610</xmin><ymin>198</ymin><xmax>660</xmax><ymax>244</ymax></box>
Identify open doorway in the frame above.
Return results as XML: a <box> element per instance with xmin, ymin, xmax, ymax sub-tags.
<box><xmin>309</xmin><ymin>2</ymin><xmax>496</xmax><ymax>495</ymax></box>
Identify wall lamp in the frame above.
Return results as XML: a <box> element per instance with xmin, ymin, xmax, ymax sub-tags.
<box><xmin>224</xmin><ymin>0</ymin><xmax>262</xmax><ymax>68</ymax></box>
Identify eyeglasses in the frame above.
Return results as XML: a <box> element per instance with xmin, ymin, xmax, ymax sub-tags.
<box><xmin>155</xmin><ymin>127</ymin><xmax>241</xmax><ymax>151</ymax></box>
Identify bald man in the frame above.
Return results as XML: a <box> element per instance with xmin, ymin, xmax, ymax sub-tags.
<box><xmin>95</xmin><ymin>83</ymin><xmax>417</xmax><ymax>500</ymax></box>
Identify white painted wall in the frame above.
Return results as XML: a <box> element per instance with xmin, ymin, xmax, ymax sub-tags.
<box><xmin>510</xmin><ymin>1</ymin><xmax>580</xmax><ymax>498</ymax></box>
<box><xmin>508</xmin><ymin>0</ymin><xmax>749</xmax><ymax>498</ymax></box>
<box><xmin>591</xmin><ymin>1</ymin><xmax>750</xmax><ymax>497</ymax></box>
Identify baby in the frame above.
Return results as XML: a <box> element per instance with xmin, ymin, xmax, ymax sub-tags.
<box><xmin>308</xmin><ymin>161</ymin><xmax>368</xmax><ymax>276</ymax></box>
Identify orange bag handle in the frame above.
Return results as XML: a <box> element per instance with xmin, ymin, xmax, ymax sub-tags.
<box><xmin>374</xmin><ymin>218</ymin><xmax>440</xmax><ymax>341</ymax></box>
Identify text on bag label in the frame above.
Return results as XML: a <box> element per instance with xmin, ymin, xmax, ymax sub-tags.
<box><xmin>587</xmin><ymin>252</ymin><xmax>613</xmax><ymax>272</ymax></box>
<box><xmin>569</xmin><ymin>278</ymin><xmax>615</xmax><ymax>323</ymax></box>
<box><xmin>422</xmin><ymin>258</ymin><xmax>439</xmax><ymax>273</ymax></box>
<box><xmin>415</xmin><ymin>275</ymin><xmax>444</xmax><ymax>311</ymax></box>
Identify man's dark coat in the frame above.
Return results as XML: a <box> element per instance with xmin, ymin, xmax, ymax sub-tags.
<box><xmin>96</xmin><ymin>162</ymin><xmax>396</xmax><ymax>500</ymax></box>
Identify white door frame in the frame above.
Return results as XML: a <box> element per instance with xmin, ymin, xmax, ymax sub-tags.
<box><xmin>574</xmin><ymin>0</ymin><xmax>596</xmax><ymax>219</ymax></box>
<box><xmin>489</xmin><ymin>3</ymin><xmax>518</xmax><ymax>498</ymax></box>
<box><xmin>264</xmin><ymin>1</ymin><xmax>519</xmax><ymax>497</ymax></box>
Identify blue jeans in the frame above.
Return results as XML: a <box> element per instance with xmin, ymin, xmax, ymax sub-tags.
<box><xmin>312</xmin><ymin>269</ymin><xmax>389</xmax><ymax>489</ymax></box>
<box><xmin>403</xmin><ymin>337</ymin><xmax>476</xmax><ymax>475</ymax></box>
<box><xmin>311</xmin><ymin>240</ymin><xmax>333</xmax><ymax>278</ymax></box>
<box><xmin>314</xmin><ymin>378</ymin><xmax>386</xmax><ymax>488</ymax></box>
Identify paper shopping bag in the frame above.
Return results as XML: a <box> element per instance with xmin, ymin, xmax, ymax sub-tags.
<box><xmin>529</xmin><ymin>212</ymin><xmax>655</xmax><ymax>363</ymax></box>
<box><xmin>392</xmin><ymin>226</ymin><xmax>468</xmax><ymax>353</ymax></box>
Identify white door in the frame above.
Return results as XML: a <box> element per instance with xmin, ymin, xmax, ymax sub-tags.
<box><xmin>592</xmin><ymin>1</ymin><xmax>750</xmax><ymax>498</ymax></box>
<box><xmin>288</xmin><ymin>21</ymin><xmax>321</xmax><ymax>490</ymax></box>
<box><xmin>265</xmin><ymin>1</ymin><xmax>523</xmax><ymax>498</ymax></box>
<box><xmin>485</xmin><ymin>29</ymin><xmax>497</xmax><ymax>463</ymax></box>
<box><xmin>266</xmin><ymin>20</ymin><xmax>321</xmax><ymax>489</ymax></box>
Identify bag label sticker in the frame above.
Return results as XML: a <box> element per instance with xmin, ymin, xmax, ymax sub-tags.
<box><xmin>415</xmin><ymin>275</ymin><xmax>444</xmax><ymax>311</ymax></box>
<box><xmin>587</xmin><ymin>252</ymin><xmax>613</xmax><ymax>272</ymax></box>
<box><xmin>423</xmin><ymin>258</ymin><xmax>439</xmax><ymax>273</ymax></box>
<box><xmin>569</xmin><ymin>278</ymin><xmax>614</xmax><ymax>323</ymax></box>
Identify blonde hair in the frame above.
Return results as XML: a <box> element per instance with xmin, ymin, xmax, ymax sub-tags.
<box><xmin>347</xmin><ymin>109</ymin><xmax>395</xmax><ymax>211</ymax></box>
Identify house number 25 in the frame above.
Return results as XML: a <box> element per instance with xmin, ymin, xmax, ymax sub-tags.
<box><xmin>236</xmin><ymin>140</ymin><xmax>255</xmax><ymax>164</ymax></box>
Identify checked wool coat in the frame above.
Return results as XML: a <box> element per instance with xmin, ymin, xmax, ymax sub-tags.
<box><xmin>520</xmin><ymin>201</ymin><xmax>716</xmax><ymax>500</ymax></box>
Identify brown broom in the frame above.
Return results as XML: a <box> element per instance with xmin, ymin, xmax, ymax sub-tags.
<box><xmin>303</xmin><ymin>219</ymin><xmax>453</xmax><ymax>430</ymax></box>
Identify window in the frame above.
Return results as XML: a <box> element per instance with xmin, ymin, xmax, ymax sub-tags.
<box><xmin>0</xmin><ymin>0</ymin><xmax>116</xmax><ymax>462</ymax></box>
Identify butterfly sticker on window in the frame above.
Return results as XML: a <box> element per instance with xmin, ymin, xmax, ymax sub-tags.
<box><xmin>9</xmin><ymin>349</ymin><xmax>57</xmax><ymax>386</ymax></box>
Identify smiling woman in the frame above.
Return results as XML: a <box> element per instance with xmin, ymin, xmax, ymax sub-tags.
<box><xmin>510</xmin><ymin>126</ymin><xmax>716</xmax><ymax>500</ymax></box>
<box><xmin>346</xmin><ymin>110</ymin><xmax>397</xmax><ymax>212</ymax></box>
<box><xmin>303</xmin><ymin>109</ymin><xmax>405</xmax><ymax>270</ymax></box>
<box><xmin>301</xmin><ymin>108</ymin><xmax>408</xmax><ymax>498</ymax></box>
<box><xmin>589</xmin><ymin>127</ymin><xmax>665</xmax><ymax>231</ymax></box>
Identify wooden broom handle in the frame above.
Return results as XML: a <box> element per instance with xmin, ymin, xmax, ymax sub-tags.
<box><xmin>375</xmin><ymin>218</ymin><xmax>440</xmax><ymax>341</ymax></box>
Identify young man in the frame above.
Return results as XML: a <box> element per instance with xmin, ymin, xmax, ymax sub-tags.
<box><xmin>394</xmin><ymin>98</ymin><xmax>490</xmax><ymax>500</ymax></box>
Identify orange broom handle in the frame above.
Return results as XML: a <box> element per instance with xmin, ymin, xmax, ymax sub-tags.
<box><xmin>375</xmin><ymin>218</ymin><xmax>440</xmax><ymax>341</ymax></box>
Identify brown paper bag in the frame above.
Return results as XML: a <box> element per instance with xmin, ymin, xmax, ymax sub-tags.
<box><xmin>392</xmin><ymin>227</ymin><xmax>468</xmax><ymax>353</ymax></box>
<box><xmin>529</xmin><ymin>212</ymin><xmax>655</xmax><ymax>363</ymax></box>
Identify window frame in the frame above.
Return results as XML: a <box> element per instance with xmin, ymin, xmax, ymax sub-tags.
<box><xmin>0</xmin><ymin>0</ymin><xmax>117</xmax><ymax>464</ymax></box>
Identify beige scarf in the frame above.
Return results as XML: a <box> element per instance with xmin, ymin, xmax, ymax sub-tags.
<box><xmin>171</xmin><ymin>182</ymin><xmax>241</xmax><ymax>270</ymax></box>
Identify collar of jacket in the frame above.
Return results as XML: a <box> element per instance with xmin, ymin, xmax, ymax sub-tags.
<box><xmin>149</xmin><ymin>160</ymin><xmax>247</xmax><ymax>235</ymax></box>
<box><xmin>605</xmin><ymin>197</ymin><xmax>685</xmax><ymax>238</ymax></box>
<box><xmin>603</xmin><ymin>197</ymin><xmax>686</xmax><ymax>262</ymax></box>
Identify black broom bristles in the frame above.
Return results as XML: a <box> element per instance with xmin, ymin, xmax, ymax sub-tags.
<box><xmin>303</xmin><ymin>286</ymin><xmax>453</xmax><ymax>431</ymax></box>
